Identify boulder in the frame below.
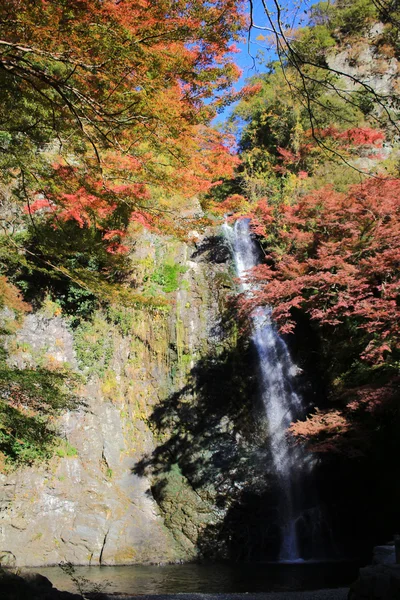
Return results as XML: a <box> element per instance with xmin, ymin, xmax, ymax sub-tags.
<box><xmin>373</xmin><ymin>545</ymin><xmax>396</xmax><ymax>566</ymax></box>
<box><xmin>349</xmin><ymin>564</ymin><xmax>400</xmax><ymax>600</ymax></box>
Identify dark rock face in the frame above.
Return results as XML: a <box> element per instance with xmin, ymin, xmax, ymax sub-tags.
<box><xmin>349</xmin><ymin>565</ymin><xmax>400</xmax><ymax>600</ymax></box>
<box><xmin>0</xmin><ymin>567</ymin><xmax>82</xmax><ymax>600</ymax></box>
<box><xmin>0</xmin><ymin>229</ymin><xmax>243</xmax><ymax>567</ymax></box>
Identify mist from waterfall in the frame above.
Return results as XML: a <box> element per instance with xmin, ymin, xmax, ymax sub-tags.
<box><xmin>223</xmin><ymin>217</ymin><xmax>320</xmax><ymax>562</ymax></box>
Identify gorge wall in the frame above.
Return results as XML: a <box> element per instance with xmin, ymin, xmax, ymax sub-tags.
<box><xmin>0</xmin><ymin>225</ymin><xmax>246</xmax><ymax>567</ymax></box>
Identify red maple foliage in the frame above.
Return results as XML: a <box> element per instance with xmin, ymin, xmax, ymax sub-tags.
<box><xmin>311</xmin><ymin>126</ymin><xmax>385</xmax><ymax>147</ymax></box>
<box><xmin>240</xmin><ymin>177</ymin><xmax>400</xmax><ymax>455</ymax></box>
<box><xmin>273</xmin><ymin>126</ymin><xmax>386</xmax><ymax>176</ymax></box>
<box><xmin>289</xmin><ymin>378</ymin><xmax>400</xmax><ymax>455</ymax></box>
<box><xmin>245</xmin><ymin>178</ymin><xmax>400</xmax><ymax>366</ymax></box>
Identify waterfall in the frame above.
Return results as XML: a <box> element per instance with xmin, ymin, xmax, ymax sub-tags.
<box><xmin>223</xmin><ymin>217</ymin><xmax>318</xmax><ymax>562</ymax></box>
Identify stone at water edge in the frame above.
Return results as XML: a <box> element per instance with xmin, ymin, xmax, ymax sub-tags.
<box><xmin>373</xmin><ymin>545</ymin><xmax>396</xmax><ymax>565</ymax></box>
<box><xmin>0</xmin><ymin>567</ymin><xmax>82</xmax><ymax>600</ymax></box>
<box><xmin>349</xmin><ymin>564</ymin><xmax>400</xmax><ymax>600</ymax></box>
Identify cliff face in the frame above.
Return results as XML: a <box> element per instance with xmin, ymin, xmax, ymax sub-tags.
<box><xmin>327</xmin><ymin>23</ymin><xmax>399</xmax><ymax>96</ymax></box>
<box><xmin>326</xmin><ymin>21</ymin><xmax>400</xmax><ymax>172</ymax></box>
<box><xmin>0</xmin><ymin>227</ymin><xmax>235</xmax><ymax>567</ymax></box>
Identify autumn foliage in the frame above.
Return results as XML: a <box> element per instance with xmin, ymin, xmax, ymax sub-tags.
<box><xmin>273</xmin><ymin>126</ymin><xmax>386</xmax><ymax>176</ymax></box>
<box><xmin>246</xmin><ymin>178</ymin><xmax>400</xmax><ymax>364</ymax></box>
<box><xmin>0</xmin><ymin>276</ymin><xmax>31</xmax><ymax>317</ymax></box>
<box><xmin>240</xmin><ymin>177</ymin><xmax>400</xmax><ymax>454</ymax></box>
<box><xmin>0</xmin><ymin>0</ymin><xmax>245</xmax><ymax>248</ymax></box>
<box><xmin>288</xmin><ymin>378</ymin><xmax>400</xmax><ymax>456</ymax></box>
<box><xmin>313</xmin><ymin>126</ymin><xmax>385</xmax><ymax>147</ymax></box>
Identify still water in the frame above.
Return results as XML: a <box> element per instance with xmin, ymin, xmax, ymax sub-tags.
<box><xmin>27</xmin><ymin>561</ymin><xmax>360</xmax><ymax>596</ymax></box>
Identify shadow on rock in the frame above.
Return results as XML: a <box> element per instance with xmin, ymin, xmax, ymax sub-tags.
<box><xmin>191</xmin><ymin>235</ymin><xmax>232</xmax><ymax>264</ymax></box>
<box><xmin>133</xmin><ymin>322</ymin><xmax>290</xmax><ymax>561</ymax></box>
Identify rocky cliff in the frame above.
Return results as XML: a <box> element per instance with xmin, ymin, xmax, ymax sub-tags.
<box><xmin>0</xmin><ymin>226</ymin><xmax>240</xmax><ymax>567</ymax></box>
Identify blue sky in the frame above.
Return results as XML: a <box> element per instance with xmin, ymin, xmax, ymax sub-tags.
<box><xmin>234</xmin><ymin>0</ymin><xmax>310</xmax><ymax>82</ymax></box>
<box><xmin>234</xmin><ymin>0</ymin><xmax>278</xmax><ymax>82</ymax></box>
<box><xmin>213</xmin><ymin>0</ymin><xmax>275</xmax><ymax>124</ymax></box>
<box><xmin>214</xmin><ymin>0</ymin><xmax>310</xmax><ymax>123</ymax></box>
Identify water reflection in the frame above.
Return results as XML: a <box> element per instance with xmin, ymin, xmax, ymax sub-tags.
<box><xmin>28</xmin><ymin>561</ymin><xmax>360</xmax><ymax>596</ymax></box>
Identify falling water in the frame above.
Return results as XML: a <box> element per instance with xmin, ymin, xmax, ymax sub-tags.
<box><xmin>223</xmin><ymin>217</ymin><xmax>317</xmax><ymax>562</ymax></box>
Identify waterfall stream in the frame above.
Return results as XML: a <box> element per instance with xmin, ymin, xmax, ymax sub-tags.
<box><xmin>223</xmin><ymin>217</ymin><xmax>318</xmax><ymax>562</ymax></box>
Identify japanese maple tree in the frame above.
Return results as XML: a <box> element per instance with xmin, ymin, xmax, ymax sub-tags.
<box><xmin>0</xmin><ymin>0</ymin><xmax>245</xmax><ymax>247</ymax></box>
<box><xmin>246</xmin><ymin>178</ymin><xmax>399</xmax><ymax>363</ymax></box>
<box><xmin>240</xmin><ymin>178</ymin><xmax>400</xmax><ymax>454</ymax></box>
